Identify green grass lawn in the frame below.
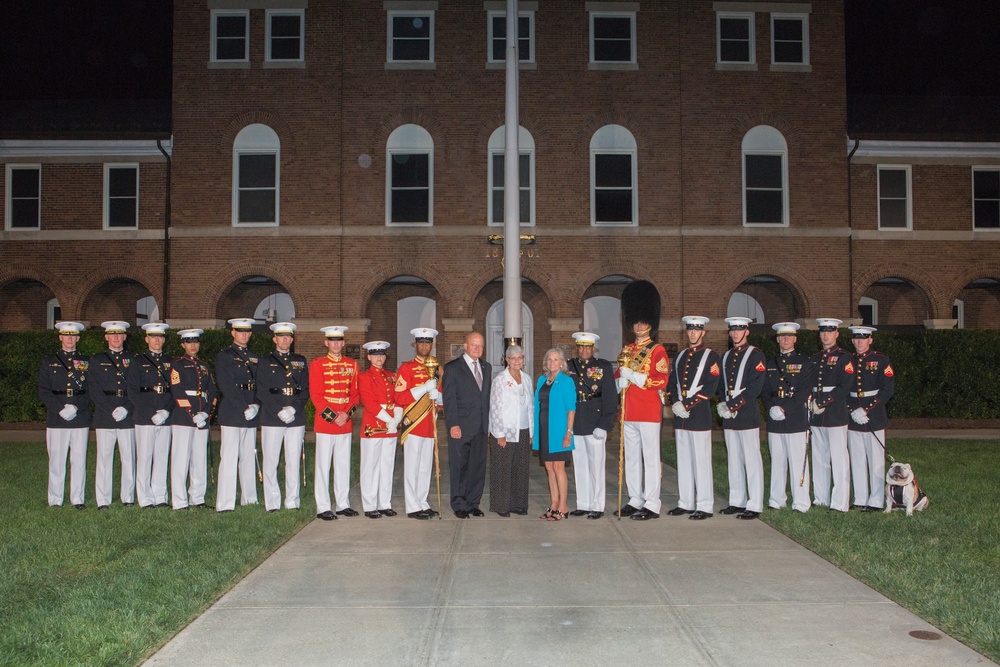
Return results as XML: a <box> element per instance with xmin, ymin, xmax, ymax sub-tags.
<box><xmin>663</xmin><ymin>435</ymin><xmax>1000</xmax><ymax>663</ymax></box>
<box><xmin>0</xmin><ymin>436</ymin><xmax>360</xmax><ymax>667</ymax></box>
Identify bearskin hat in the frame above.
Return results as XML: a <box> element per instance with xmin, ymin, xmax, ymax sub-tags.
<box><xmin>621</xmin><ymin>280</ymin><xmax>661</xmax><ymax>340</ymax></box>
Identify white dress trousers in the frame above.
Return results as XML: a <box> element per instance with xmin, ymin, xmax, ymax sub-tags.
<box><xmin>622</xmin><ymin>421</ymin><xmax>662</xmax><ymax>514</ymax></box>
<box><xmin>217</xmin><ymin>425</ymin><xmax>258</xmax><ymax>512</ymax></box>
<box><xmin>572</xmin><ymin>433</ymin><xmax>607</xmax><ymax>512</ymax></box>
<box><xmin>315</xmin><ymin>432</ymin><xmax>352</xmax><ymax>513</ymax></box>
<box><xmin>674</xmin><ymin>429</ymin><xmax>714</xmax><ymax>514</ymax></box>
<box><xmin>723</xmin><ymin>427</ymin><xmax>764</xmax><ymax>512</ymax></box>
<box><xmin>403</xmin><ymin>434</ymin><xmax>435</xmax><ymax>514</ymax></box>
<box><xmin>767</xmin><ymin>431</ymin><xmax>811</xmax><ymax>512</ymax></box>
<box><xmin>47</xmin><ymin>427</ymin><xmax>89</xmax><ymax>506</ymax></box>
<box><xmin>135</xmin><ymin>423</ymin><xmax>171</xmax><ymax>507</ymax></box>
<box><xmin>848</xmin><ymin>429</ymin><xmax>886</xmax><ymax>508</ymax></box>
<box><xmin>810</xmin><ymin>425</ymin><xmax>850</xmax><ymax>512</ymax></box>
<box><xmin>261</xmin><ymin>425</ymin><xmax>305</xmax><ymax>510</ymax></box>
<box><xmin>95</xmin><ymin>427</ymin><xmax>136</xmax><ymax>506</ymax></box>
<box><xmin>170</xmin><ymin>425</ymin><xmax>208</xmax><ymax>509</ymax></box>
<box><xmin>360</xmin><ymin>436</ymin><xmax>397</xmax><ymax>511</ymax></box>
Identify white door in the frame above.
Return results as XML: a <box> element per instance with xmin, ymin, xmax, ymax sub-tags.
<box><xmin>397</xmin><ymin>296</ymin><xmax>437</xmax><ymax>363</ymax></box>
<box><xmin>583</xmin><ymin>295</ymin><xmax>622</xmax><ymax>364</ymax></box>
<box><xmin>485</xmin><ymin>299</ymin><xmax>532</xmax><ymax>379</ymax></box>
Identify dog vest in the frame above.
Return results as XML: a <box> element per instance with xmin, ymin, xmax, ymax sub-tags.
<box><xmin>888</xmin><ymin>479</ymin><xmax>927</xmax><ymax>508</ymax></box>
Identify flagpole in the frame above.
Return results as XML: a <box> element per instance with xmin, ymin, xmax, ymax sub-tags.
<box><xmin>503</xmin><ymin>0</ymin><xmax>522</xmax><ymax>352</ymax></box>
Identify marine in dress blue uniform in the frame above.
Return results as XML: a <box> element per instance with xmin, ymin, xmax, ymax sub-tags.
<box><xmin>169</xmin><ymin>329</ymin><xmax>217</xmax><ymax>509</ymax></box>
<box><xmin>126</xmin><ymin>322</ymin><xmax>174</xmax><ymax>508</ymax></box>
<box><xmin>215</xmin><ymin>318</ymin><xmax>261</xmax><ymax>512</ymax></box>
<box><xmin>38</xmin><ymin>321</ymin><xmax>91</xmax><ymax>508</ymax></box>
<box><xmin>846</xmin><ymin>326</ymin><xmax>895</xmax><ymax>511</ymax></box>
<box><xmin>808</xmin><ymin>318</ymin><xmax>855</xmax><ymax>513</ymax></box>
<box><xmin>761</xmin><ymin>322</ymin><xmax>815</xmax><ymax>513</ymax></box>
<box><xmin>255</xmin><ymin>322</ymin><xmax>310</xmax><ymax>512</ymax></box>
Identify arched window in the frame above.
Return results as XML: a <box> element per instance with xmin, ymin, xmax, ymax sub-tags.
<box><xmin>233</xmin><ymin>124</ymin><xmax>280</xmax><ymax>226</ymax></box>
<box><xmin>742</xmin><ymin>125</ymin><xmax>788</xmax><ymax>226</ymax></box>
<box><xmin>487</xmin><ymin>126</ymin><xmax>535</xmax><ymax>226</ymax></box>
<box><xmin>386</xmin><ymin>124</ymin><xmax>433</xmax><ymax>226</ymax></box>
<box><xmin>590</xmin><ymin>124</ymin><xmax>637</xmax><ymax>226</ymax></box>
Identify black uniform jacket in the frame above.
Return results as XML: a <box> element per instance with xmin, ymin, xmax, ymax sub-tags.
<box><xmin>666</xmin><ymin>345</ymin><xmax>721</xmax><ymax>432</ymax></box>
<box><xmin>846</xmin><ymin>349</ymin><xmax>894</xmax><ymax>432</ymax></box>
<box><xmin>126</xmin><ymin>350</ymin><xmax>175</xmax><ymax>424</ymax></box>
<box><xmin>762</xmin><ymin>349</ymin><xmax>814</xmax><ymax>434</ymax></box>
<box><xmin>716</xmin><ymin>343</ymin><xmax>766</xmax><ymax>430</ymax></box>
<box><xmin>88</xmin><ymin>349</ymin><xmax>136</xmax><ymax>429</ymax></box>
<box><xmin>254</xmin><ymin>350</ymin><xmax>309</xmax><ymax>427</ymax></box>
<box><xmin>215</xmin><ymin>344</ymin><xmax>259</xmax><ymax>428</ymax></box>
<box><xmin>566</xmin><ymin>356</ymin><xmax>617</xmax><ymax>436</ymax></box>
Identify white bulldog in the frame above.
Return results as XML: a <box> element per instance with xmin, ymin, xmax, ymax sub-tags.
<box><xmin>884</xmin><ymin>462</ymin><xmax>929</xmax><ymax>516</ymax></box>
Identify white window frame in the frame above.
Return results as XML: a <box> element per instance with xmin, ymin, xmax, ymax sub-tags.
<box><xmin>486</xmin><ymin>9</ymin><xmax>535</xmax><ymax>65</ymax></box>
<box><xmin>953</xmin><ymin>299</ymin><xmax>965</xmax><ymax>329</ymax></box>
<box><xmin>972</xmin><ymin>167</ymin><xmax>1000</xmax><ymax>230</ymax></box>
<box><xmin>877</xmin><ymin>165</ymin><xmax>912</xmax><ymax>230</ymax></box>
<box><xmin>859</xmin><ymin>296</ymin><xmax>878</xmax><ymax>326</ymax></box>
<box><xmin>5</xmin><ymin>164</ymin><xmax>41</xmax><ymax>230</ymax></box>
<box><xmin>717</xmin><ymin>12</ymin><xmax>755</xmax><ymax>65</ymax></box>
<box><xmin>265</xmin><ymin>9</ymin><xmax>305</xmax><ymax>63</ymax></box>
<box><xmin>386</xmin><ymin>10</ymin><xmax>435</xmax><ymax>65</ymax></box>
<box><xmin>386</xmin><ymin>124</ymin><xmax>434</xmax><ymax>227</ymax></box>
<box><xmin>742</xmin><ymin>126</ymin><xmax>789</xmax><ymax>227</ymax></box>
<box><xmin>232</xmin><ymin>124</ymin><xmax>280</xmax><ymax>227</ymax></box>
<box><xmin>770</xmin><ymin>13</ymin><xmax>809</xmax><ymax>66</ymax></box>
<box><xmin>211</xmin><ymin>10</ymin><xmax>249</xmax><ymax>63</ymax></box>
<box><xmin>103</xmin><ymin>163</ymin><xmax>140</xmax><ymax>230</ymax></box>
<box><xmin>487</xmin><ymin>126</ymin><xmax>535</xmax><ymax>227</ymax></box>
<box><xmin>590</xmin><ymin>124</ymin><xmax>638</xmax><ymax>227</ymax></box>
<box><xmin>589</xmin><ymin>11</ymin><xmax>637</xmax><ymax>66</ymax></box>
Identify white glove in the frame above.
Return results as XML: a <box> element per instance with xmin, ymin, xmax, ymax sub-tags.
<box><xmin>631</xmin><ymin>372</ymin><xmax>647</xmax><ymax>387</ymax></box>
<box><xmin>112</xmin><ymin>406</ymin><xmax>128</xmax><ymax>422</ymax></box>
<box><xmin>377</xmin><ymin>408</ymin><xmax>393</xmax><ymax>424</ymax></box>
<box><xmin>59</xmin><ymin>404</ymin><xmax>78</xmax><ymax>421</ymax></box>
<box><xmin>244</xmin><ymin>404</ymin><xmax>260</xmax><ymax>421</ymax></box>
<box><xmin>619</xmin><ymin>367</ymin><xmax>635</xmax><ymax>383</ymax></box>
<box><xmin>716</xmin><ymin>403</ymin><xmax>733</xmax><ymax>420</ymax></box>
<box><xmin>769</xmin><ymin>405</ymin><xmax>786</xmax><ymax>421</ymax></box>
<box><xmin>387</xmin><ymin>418</ymin><xmax>401</xmax><ymax>433</ymax></box>
<box><xmin>278</xmin><ymin>406</ymin><xmax>296</xmax><ymax>424</ymax></box>
<box><xmin>410</xmin><ymin>383</ymin><xmax>429</xmax><ymax>399</ymax></box>
<box><xmin>809</xmin><ymin>399</ymin><xmax>825</xmax><ymax>415</ymax></box>
<box><xmin>152</xmin><ymin>409</ymin><xmax>170</xmax><ymax>426</ymax></box>
<box><xmin>671</xmin><ymin>401</ymin><xmax>690</xmax><ymax>419</ymax></box>
<box><xmin>616</xmin><ymin>377</ymin><xmax>629</xmax><ymax>392</ymax></box>
<box><xmin>393</xmin><ymin>406</ymin><xmax>403</xmax><ymax>422</ymax></box>
<box><xmin>193</xmin><ymin>411</ymin><xmax>209</xmax><ymax>428</ymax></box>
<box><xmin>593</xmin><ymin>427</ymin><xmax>607</xmax><ymax>441</ymax></box>
<box><xmin>427</xmin><ymin>386</ymin><xmax>440</xmax><ymax>401</ymax></box>
<box><xmin>851</xmin><ymin>407</ymin><xmax>870</xmax><ymax>425</ymax></box>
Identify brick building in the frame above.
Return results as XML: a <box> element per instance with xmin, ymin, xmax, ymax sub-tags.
<box><xmin>3</xmin><ymin>0</ymin><xmax>999</xmax><ymax>375</ymax></box>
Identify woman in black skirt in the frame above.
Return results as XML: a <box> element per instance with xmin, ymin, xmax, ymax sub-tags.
<box><xmin>487</xmin><ymin>345</ymin><xmax>533</xmax><ymax>517</ymax></box>
<box><xmin>533</xmin><ymin>348</ymin><xmax>577</xmax><ymax>520</ymax></box>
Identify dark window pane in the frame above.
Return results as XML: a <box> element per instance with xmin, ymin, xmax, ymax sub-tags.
<box><xmin>109</xmin><ymin>168</ymin><xmax>136</xmax><ymax>197</ymax></box>
<box><xmin>519</xmin><ymin>189</ymin><xmax>530</xmax><ymax>223</ymax></box>
<box><xmin>108</xmin><ymin>199</ymin><xmax>137</xmax><ymax>227</ymax></box>
<box><xmin>974</xmin><ymin>201</ymin><xmax>1000</xmax><ymax>228</ymax></box>
<box><xmin>746</xmin><ymin>190</ymin><xmax>783</xmax><ymax>223</ymax></box>
<box><xmin>393</xmin><ymin>39</ymin><xmax>430</xmax><ymax>61</ymax></box>
<box><xmin>721</xmin><ymin>41</ymin><xmax>750</xmax><ymax>62</ymax></box>
<box><xmin>518</xmin><ymin>16</ymin><xmax>530</xmax><ymax>39</ymax></box>
<box><xmin>518</xmin><ymin>154</ymin><xmax>529</xmax><ymax>187</ymax></box>
<box><xmin>595</xmin><ymin>154</ymin><xmax>632</xmax><ymax>188</ymax></box>
<box><xmin>391</xmin><ymin>190</ymin><xmax>429</xmax><ymax>223</ymax></box>
<box><xmin>271</xmin><ymin>15</ymin><xmax>300</xmax><ymax>38</ymax></box>
<box><xmin>879</xmin><ymin>200</ymin><xmax>907</xmax><ymax>228</ymax></box>
<box><xmin>492</xmin><ymin>16</ymin><xmax>506</xmax><ymax>39</ymax></box>
<box><xmin>10</xmin><ymin>199</ymin><xmax>39</xmax><ymax>227</ymax></box>
<box><xmin>974</xmin><ymin>170</ymin><xmax>1000</xmax><ymax>199</ymax></box>
<box><xmin>879</xmin><ymin>169</ymin><xmax>907</xmax><ymax>198</ymax></box>
<box><xmin>774</xmin><ymin>41</ymin><xmax>803</xmax><ymax>63</ymax></box>
<box><xmin>720</xmin><ymin>17</ymin><xmax>749</xmax><ymax>40</ymax></box>
<box><xmin>239</xmin><ymin>191</ymin><xmax>275</xmax><ymax>223</ymax></box>
<box><xmin>216</xmin><ymin>15</ymin><xmax>245</xmax><ymax>38</ymax></box>
<box><xmin>492</xmin><ymin>40</ymin><xmax>505</xmax><ymax>61</ymax></box>
<box><xmin>594</xmin><ymin>40</ymin><xmax>631</xmax><ymax>62</ymax></box>
<box><xmin>492</xmin><ymin>190</ymin><xmax>504</xmax><ymax>223</ymax></box>
<box><xmin>594</xmin><ymin>17</ymin><xmax>631</xmax><ymax>39</ymax></box>
<box><xmin>216</xmin><ymin>38</ymin><xmax>246</xmax><ymax>60</ymax></box>
<box><xmin>773</xmin><ymin>18</ymin><xmax>802</xmax><ymax>41</ymax></box>
<box><xmin>746</xmin><ymin>155</ymin><xmax>782</xmax><ymax>188</ymax></box>
<box><xmin>11</xmin><ymin>169</ymin><xmax>39</xmax><ymax>197</ymax></box>
<box><xmin>492</xmin><ymin>154</ymin><xmax>504</xmax><ymax>188</ymax></box>
<box><xmin>239</xmin><ymin>155</ymin><xmax>276</xmax><ymax>188</ymax></box>
<box><xmin>271</xmin><ymin>38</ymin><xmax>301</xmax><ymax>60</ymax></box>
<box><xmin>393</xmin><ymin>16</ymin><xmax>430</xmax><ymax>39</ymax></box>
<box><xmin>391</xmin><ymin>154</ymin><xmax>428</xmax><ymax>188</ymax></box>
<box><xmin>595</xmin><ymin>190</ymin><xmax>633</xmax><ymax>222</ymax></box>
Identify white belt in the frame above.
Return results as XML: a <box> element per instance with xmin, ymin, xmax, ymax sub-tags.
<box><xmin>185</xmin><ymin>390</ymin><xmax>206</xmax><ymax>397</ymax></box>
<box><xmin>850</xmin><ymin>389</ymin><xmax>880</xmax><ymax>398</ymax></box>
<box><xmin>813</xmin><ymin>386</ymin><xmax>835</xmax><ymax>393</ymax></box>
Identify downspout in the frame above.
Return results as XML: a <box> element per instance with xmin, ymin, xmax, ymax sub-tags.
<box><xmin>846</xmin><ymin>138</ymin><xmax>859</xmax><ymax>319</ymax></box>
<box><xmin>157</xmin><ymin>138</ymin><xmax>172</xmax><ymax>321</ymax></box>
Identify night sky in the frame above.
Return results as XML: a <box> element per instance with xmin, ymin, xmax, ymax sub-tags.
<box><xmin>0</xmin><ymin>0</ymin><xmax>997</xmax><ymax>101</ymax></box>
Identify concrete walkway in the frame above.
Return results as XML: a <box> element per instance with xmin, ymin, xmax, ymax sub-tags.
<box><xmin>144</xmin><ymin>433</ymin><xmax>996</xmax><ymax>667</ymax></box>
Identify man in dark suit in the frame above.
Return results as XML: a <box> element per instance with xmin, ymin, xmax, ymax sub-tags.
<box><xmin>442</xmin><ymin>331</ymin><xmax>491</xmax><ymax>518</ymax></box>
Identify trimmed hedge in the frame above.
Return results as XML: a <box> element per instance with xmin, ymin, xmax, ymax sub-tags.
<box><xmin>4</xmin><ymin>328</ymin><xmax>999</xmax><ymax>422</ymax></box>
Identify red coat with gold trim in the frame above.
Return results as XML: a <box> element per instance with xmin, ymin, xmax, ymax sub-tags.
<box><xmin>393</xmin><ymin>358</ymin><xmax>436</xmax><ymax>439</ymax></box>
<box><xmin>359</xmin><ymin>366</ymin><xmax>398</xmax><ymax>436</ymax></box>
<box><xmin>616</xmin><ymin>339</ymin><xmax>670</xmax><ymax>423</ymax></box>
<box><xmin>309</xmin><ymin>354</ymin><xmax>359</xmax><ymax>435</ymax></box>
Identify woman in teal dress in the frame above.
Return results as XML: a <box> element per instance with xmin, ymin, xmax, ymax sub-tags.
<box><xmin>534</xmin><ymin>348</ymin><xmax>576</xmax><ymax>520</ymax></box>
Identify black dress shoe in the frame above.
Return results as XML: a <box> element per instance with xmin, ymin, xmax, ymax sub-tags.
<box><xmin>217</xmin><ymin>509</ymin><xmax>232</xmax><ymax>514</ymax></box>
<box><xmin>336</xmin><ymin>508</ymin><xmax>359</xmax><ymax>517</ymax></box>
<box><xmin>719</xmin><ymin>505</ymin><xmax>745</xmax><ymax>515</ymax></box>
<box><xmin>497</xmin><ymin>511</ymin><xmax>510</xmax><ymax>517</ymax></box>
<box><xmin>122</xmin><ymin>502</ymin><xmax>135</xmax><ymax>507</ymax></box>
<box><xmin>155</xmin><ymin>503</ymin><xmax>169</xmax><ymax>508</ymax></box>
<box><xmin>569</xmin><ymin>509</ymin><xmax>589</xmax><ymax>517</ymax></box>
<box><xmin>667</xmin><ymin>507</ymin><xmax>694</xmax><ymax>516</ymax></box>
<box><xmin>364</xmin><ymin>511</ymin><xmax>382</xmax><ymax>518</ymax></box>
<box><xmin>268</xmin><ymin>509</ymin><xmax>279</xmax><ymax>513</ymax></box>
<box><xmin>736</xmin><ymin>510</ymin><xmax>760</xmax><ymax>520</ymax></box>
<box><xmin>631</xmin><ymin>508</ymin><xmax>660</xmax><ymax>520</ymax></box>
<box><xmin>74</xmin><ymin>504</ymin><xmax>85</xmax><ymax>510</ymax></box>
<box><xmin>380</xmin><ymin>508</ymin><xmax>398</xmax><ymax>517</ymax></box>
<box><xmin>613</xmin><ymin>504</ymin><xmax>640</xmax><ymax>518</ymax></box>
<box><xmin>454</xmin><ymin>510</ymin><xmax>469</xmax><ymax>518</ymax></box>
<box><xmin>408</xmin><ymin>511</ymin><xmax>431</xmax><ymax>519</ymax></box>
<box><xmin>424</xmin><ymin>508</ymin><xmax>439</xmax><ymax>516</ymax></box>
<box><xmin>689</xmin><ymin>510</ymin><xmax>713</xmax><ymax>520</ymax></box>
<box><xmin>97</xmin><ymin>505</ymin><xmax>109</xmax><ymax>511</ymax></box>
<box><xmin>317</xmin><ymin>510</ymin><xmax>337</xmax><ymax>521</ymax></box>
<box><xmin>470</xmin><ymin>508</ymin><xmax>484</xmax><ymax>517</ymax></box>
<box><xmin>511</xmin><ymin>509</ymin><xmax>528</xmax><ymax>515</ymax></box>
<box><xmin>587</xmin><ymin>511</ymin><xmax>604</xmax><ymax>519</ymax></box>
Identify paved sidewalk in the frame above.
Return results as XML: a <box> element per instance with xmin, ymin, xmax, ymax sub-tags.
<box><xmin>144</xmin><ymin>434</ymin><xmax>995</xmax><ymax>667</ymax></box>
